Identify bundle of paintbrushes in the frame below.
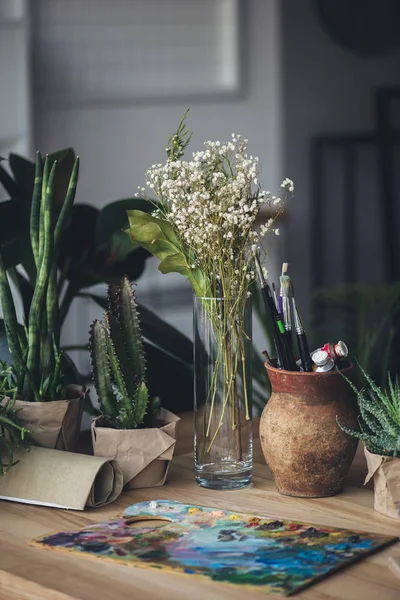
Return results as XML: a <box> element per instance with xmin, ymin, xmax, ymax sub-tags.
<box><xmin>252</xmin><ymin>248</ymin><xmax>349</xmax><ymax>373</ymax></box>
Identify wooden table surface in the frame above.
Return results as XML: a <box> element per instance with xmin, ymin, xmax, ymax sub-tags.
<box><xmin>0</xmin><ymin>417</ymin><xmax>400</xmax><ymax>600</ymax></box>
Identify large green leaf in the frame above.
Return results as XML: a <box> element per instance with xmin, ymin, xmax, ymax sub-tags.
<box><xmin>126</xmin><ymin>210</ymin><xmax>210</xmax><ymax>297</ymax></box>
<box><xmin>0</xmin><ymin>164</ymin><xmax>18</xmax><ymax>197</ymax></box>
<box><xmin>144</xmin><ymin>341</ymin><xmax>193</xmax><ymax>413</ymax></box>
<box><xmin>9</xmin><ymin>154</ymin><xmax>35</xmax><ymax>199</ymax></box>
<box><xmin>58</xmin><ymin>204</ymin><xmax>152</xmax><ymax>294</ymax></box>
<box><xmin>95</xmin><ymin>198</ymin><xmax>155</xmax><ymax>251</ymax></box>
<box><xmin>0</xmin><ymin>200</ymin><xmax>31</xmax><ymax>269</ymax></box>
<box><xmin>77</xmin><ymin>291</ymin><xmax>193</xmax><ymax>366</ymax></box>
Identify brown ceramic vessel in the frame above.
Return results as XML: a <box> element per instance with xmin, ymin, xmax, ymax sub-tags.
<box><xmin>260</xmin><ymin>362</ymin><xmax>359</xmax><ymax>498</ymax></box>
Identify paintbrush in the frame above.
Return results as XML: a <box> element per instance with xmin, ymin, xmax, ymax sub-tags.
<box><xmin>290</xmin><ymin>281</ymin><xmax>313</xmax><ymax>372</ymax></box>
<box><xmin>272</xmin><ymin>282</ymin><xmax>279</xmax><ymax>311</ymax></box>
<box><xmin>279</xmin><ymin>263</ymin><xmax>288</xmax><ymax>317</ymax></box>
<box><xmin>279</xmin><ymin>268</ymin><xmax>293</xmax><ymax>352</ymax></box>
<box><xmin>252</xmin><ymin>247</ymin><xmax>297</xmax><ymax>371</ymax></box>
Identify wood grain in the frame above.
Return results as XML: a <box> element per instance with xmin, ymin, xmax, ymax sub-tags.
<box><xmin>0</xmin><ymin>415</ymin><xmax>399</xmax><ymax>600</ymax></box>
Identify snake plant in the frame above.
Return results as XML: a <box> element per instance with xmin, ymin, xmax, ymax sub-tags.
<box><xmin>338</xmin><ymin>364</ymin><xmax>400</xmax><ymax>457</ymax></box>
<box><xmin>90</xmin><ymin>277</ymin><xmax>160</xmax><ymax>428</ymax></box>
<box><xmin>0</xmin><ymin>152</ymin><xmax>79</xmax><ymax>401</ymax></box>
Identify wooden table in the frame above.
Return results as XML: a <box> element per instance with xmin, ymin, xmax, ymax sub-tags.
<box><xmin>0</xmin><ymin>418</ymin><xmax>399</xmax><ymax>600</ymax></box>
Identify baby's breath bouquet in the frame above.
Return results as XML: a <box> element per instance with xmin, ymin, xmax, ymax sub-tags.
<box><xmin>126</xmin><ymin>112</ymin><xmax>293</xmax><ymax>489</ymax></box>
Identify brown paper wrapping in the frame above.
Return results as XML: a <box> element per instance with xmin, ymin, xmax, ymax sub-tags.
<box><xmin>2</xmin><ymin>385</ymin><xmax>86</xmax><ymax>451</ymax></box>
<box><xmin>91</xmin><ymin>408</ymin><xmax>180</xmax><ymax>488</ymax></box>
<box><xmin>0</xmin><ymin>446</ymin><xmax>123</xmax><ymax>510</ymax></box>
<box><xmin>364</xmin><ymin>447</ymin><xmax>400</xmax><ymax>519</ymax></box>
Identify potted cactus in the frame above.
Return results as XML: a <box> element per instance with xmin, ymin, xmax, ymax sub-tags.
<box><xmin>338</xmin><ymin>365</ymin><xmax>400</xmax><ymax>519</ymax></box>
<box><xmin>90</xmin><ymin>276</ymin><xmax>179</xmax><ymax>488</ymax></box>
<box><xmin>0</xmin><ymin>153</ymin><xmax>86</xmax><ymax>451</ymax></box>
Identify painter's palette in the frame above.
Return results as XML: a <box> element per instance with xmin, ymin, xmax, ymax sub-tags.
<box><xmin>32</xmin><ymin>500</ymin><xmax>397</xmax><ymax>595</ymax></box>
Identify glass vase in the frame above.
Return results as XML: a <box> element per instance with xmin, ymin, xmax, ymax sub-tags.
<box><xmin>193</xmin><ymin>295</ymin><xmax>252</xmax><ymax>489</ymax></box>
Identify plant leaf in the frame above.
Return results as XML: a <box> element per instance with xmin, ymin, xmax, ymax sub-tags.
<box><xmin>126</xmin><ymin>210</ymin><xmax>210</xmax><ymax>297</ymax></box>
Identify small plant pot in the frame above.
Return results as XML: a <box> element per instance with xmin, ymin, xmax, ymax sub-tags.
<box><xmin>260</xmin><ymin>362</ymin><xmax>359</xmax><ymax>497</ymax></box>
<box><xmin>91</xmin><ymin>408</ymin><xmax>180</xmax><ymax>488</ymax></box>
<box><xmin>3</xmin><ymin>385</ymin><xmax>86</xmax><ymax>452</ymax></box>
<box><xmin>364</xmin><ymin>447</ymin><xmax>400</xmax><ymax>519</ymax></box>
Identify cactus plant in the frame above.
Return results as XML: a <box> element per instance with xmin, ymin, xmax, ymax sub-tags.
<box><xmin>89</xmin><ymin>277</ymin><xmax>160</xmax><ymax>429</ymax></box>
<box><xmin>0</xmin><ymin>152</ymin><xmax>79</xmax><ymax>401</ymax></box>
<box><xmin>338</xmin><ymin>364</ymin><xmax>400</xmax><ymax>457</ymax></box>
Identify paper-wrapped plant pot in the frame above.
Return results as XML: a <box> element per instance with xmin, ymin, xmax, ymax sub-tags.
<box><xmin>2</xmin><ymin>385</ymin><xmax>86</xmax><ymax>452</ymax></box>
<box><xmin>91</xmin><ymin>408</ymin><xmax>180</xmax><ymax>488</ymax></box>
<box><xmin>364</xmin><ymin>447</ymin><xmax>400</xmax><ymax>519</ymax></box>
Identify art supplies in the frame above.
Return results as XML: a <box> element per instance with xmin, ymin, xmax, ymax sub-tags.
<box><xmin>279</xmin><ymin>262</ymin><xmax>288</xmax><ymax>317</ymax></box>
<box><xmin>290</xmin><ymin>282</ymin><xmax>314</xmax><ymax>372</ymax></box>
<box><xmin>252</xmin><ymin>248</ymin><xmax>297</xmax><ymax>371</ymax></box>
<box><xmin>255</xmin><ymin>258</ymin><xmax>350</xmax><ymax>374</ymax></box>
<box><xmin>31</xmin><ymin>499</ymin><xmax>397</xmax><ymax>597</ymax></box>
<box><xmin>321</xmin><ymin>341</ymin><xmax>349</xmax><ymax>361</ymax></box>
<box><xmin>280</xmin><ymin>268</ymin><xmax>294</xmax><ymax>352</ymax></box>
<box><xmin>312</xmin><ymin>350</ymin><xmax>335</xmax><ymax>373</ymax></box>
<box><xmin>272</xmin><ymin>281</ymin><xmax>279</xmax><ymax>310</ymax></box>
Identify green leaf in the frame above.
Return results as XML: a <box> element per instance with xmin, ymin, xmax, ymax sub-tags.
<box><xmin>95</xmin><ymin>198</ymin><xmax>156</xmax><ymax>251</ymax></box>
<box><xmin>9</xmin><ymin>154</ymin><xmax>35</xmax><ymax>199</ymax></box>
<box><xmin>58</xmin><ymin>204</ymin><xmax>152</xmax><ymax>293</ymax></box>
<box><xmin>0</xmin><ymin>163</ymin><xmax>18</xmax><ymax>197</ymax></box>
<box><xmin>126</xmin><ymin>210</ymin><xmax>210</xmax><ymax>297</ymax></box>
<box><xmin>0</xmin><ymin>200</ymin><xmax>31</xmax><ymax>269</ymax></box>
<box><xmin>158</xmin><ymin>253</ymin><xmax>191</xmax><ymax>276</ymax></box>
<box><xmin>77</xmin><ymin>292</ymin><xmax>193</xmax><ymax>365</ymax></box>
<box><xmin>144</xmin><ymin>341</ymin><xmax>193</xmax><ymax>413</ymax></box>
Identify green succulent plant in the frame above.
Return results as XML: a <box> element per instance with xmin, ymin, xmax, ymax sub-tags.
<box><xmin>338</xmin><ymin>363</ymin><xmax>400</xmax><ymax>457</ymax></box>
<box><xmin>0</xmin><ymin>152</ymin><xmax>79</xmax><ymax>401</ymax></box>
<box><xmin>89</xmin><ymin>277</ymin><xmax>160</xmax><ymax>429</ymax></box>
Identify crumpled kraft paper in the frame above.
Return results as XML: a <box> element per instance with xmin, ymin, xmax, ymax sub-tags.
<box><xmin>91</xmin><ymin>408</ymin><xmax>180</xmax><ymax>488</ymax></box>
<box><xmin>2</xmin><ymin>385</ymin><xmax>86</xmax><ymax>451</ymax></box>
<box><xmin>364</xmin><ymin>447</ymin><xmax>400</xmax><ymax>519</ymax></box>
<box><xmin>0</xmin><ymin>446</ymin><xmax>123</xmax><ymax>510</ymax></box>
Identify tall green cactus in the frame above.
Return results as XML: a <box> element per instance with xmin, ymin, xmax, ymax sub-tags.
<box><xmin>0</xmin><ymin>152</ymin><xmax>80</xmax><ymax>401</ymax></box>
<box><xmin>89</xmin><ymin>277</ymin><xmax>160</xmax><ymax>429</ymax></box>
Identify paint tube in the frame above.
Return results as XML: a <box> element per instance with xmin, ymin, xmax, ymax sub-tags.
<box><xmin>311</xmin><ymin>350</ymin><xmax>335</xmax><ymax>373</ymax></box>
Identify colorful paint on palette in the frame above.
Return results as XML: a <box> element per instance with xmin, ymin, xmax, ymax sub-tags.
<box><xmin>31</xmin><ymin>500</ymin><xmax>397</xmax><ymax>596</ymax></box>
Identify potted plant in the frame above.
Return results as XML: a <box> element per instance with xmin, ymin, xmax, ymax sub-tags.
<box><xmin>90</xmin><ymin>276</ymin><xmax>179</xmax><ymax>488</ymax></box>
<box><xmin>0</xmin><ymin>153</ymin><xmax>86</xmax><ymax>450</ymax></box>
<box><xmin>338</xmin><ymin>365</ymin><xmax>400</xmax><ymax>519</ymax></box>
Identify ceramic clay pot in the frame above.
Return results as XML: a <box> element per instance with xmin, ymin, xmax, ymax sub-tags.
<box><xmin>260</xmin><ymin>362</ymin><xmax>359</xmax><ymax>497</ymax></box>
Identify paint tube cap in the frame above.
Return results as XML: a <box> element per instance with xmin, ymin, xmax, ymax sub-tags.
<box><xmin>335</xmin><ymin>341</ymin><xmax>348</xmax><ymax>358</ymax></box>
<box><xmin>312</xmin><ymin>350</ymin><xmax>330</xmax><ymax>366</ymax></box>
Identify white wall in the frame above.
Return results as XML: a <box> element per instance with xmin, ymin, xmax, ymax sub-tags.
<box><xmin>33</xmin><ymin>0</ymin><xmax>285</xmax><ymax>371</ymax></box>
<box><xmin>282</xmin><ymin>0</ymin><xmax>400</xmax><ymax>330</ymax></box>
<box><xmin>0</xmin><ymin>0</ymin><xmax>31</xmax><ymax>167</ymax></box>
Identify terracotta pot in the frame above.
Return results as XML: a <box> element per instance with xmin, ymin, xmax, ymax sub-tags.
<box><xmin>4</xmin><ymin>385</ymin><xmax>86</xmax><ymax>452</ymax></box>
<box><xmin>91</xmin><ymin>408</ymin><xmax>180</xmax><ymax>488</ymax></box>
<box><xmin>260</xmin><ymin>362</ymin><xmax>358</xmax><ymax>497</ymax></box>
<box><xmin>364</xmin><ymin>447</ymin><xmax>400</xmax><ymax>519</ymax></box>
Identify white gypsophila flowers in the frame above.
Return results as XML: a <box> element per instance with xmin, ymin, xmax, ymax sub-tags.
<box><xmin>281</xmin><ymin>178</ymin><xmax>294</xmax><ymax>193</ymax></box>
<box><xmin>140</xmin><ymin>133</ymin><xmax>293</xmax><ymax>298</ymax></box>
